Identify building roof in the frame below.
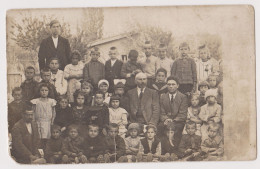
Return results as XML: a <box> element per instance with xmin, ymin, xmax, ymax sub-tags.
<box><xmin>88</xmin><ymin>32</ymin><xmax>138</xmax><ymax>47</ymax></box>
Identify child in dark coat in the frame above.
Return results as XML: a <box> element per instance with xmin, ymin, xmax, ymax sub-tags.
<box><xmin>198</xmin><ymin>81</ymin><xmax>209</xmax><ymax>106</ymax></box>
<box><xmin>54</xmin><ymin>95</ymin><xmax>73</xmax><ymax>135</ymax></box>
<box><xmin>8</xmin><ymin>87</ymin><xmax>27</xmax><ymax>132</ymax></box>
<box><xmin>61</xmin><ymin>125</ymin><xmax>87</xmax><ymax>164</ymax></box>
<box><xmin>87</xmin><ymin>91</ymin><xmax>109</xmax><ymax>134</ymax></box>
<box><xmin>84</xmin><ymin>124</ymin><xmax>106</xmax><ymax>163</ymax></box>
<box><xmin>45</xmin><ymin>125</ymin><xmax>63</xmax><ymax>163</ymax></box>
<box><xmin>104</xmin><ymin>123</ymin><xmax>126</xmax><ymax>162</ymax></box>
<box><xmin>178</xmin><ymin>121</ymin><xmax>202</xmax><ymax>161</ymax></box>
<box><xmin>20</xmin><ymin>66</ymin><xmax>38</xmax><ymax>101</ymax></box>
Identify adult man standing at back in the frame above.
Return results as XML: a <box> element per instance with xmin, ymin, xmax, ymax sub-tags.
<box><xmin>38</xmin><ymin>20</ymin><xmax>71</xmax><ymax>70</ymax></box>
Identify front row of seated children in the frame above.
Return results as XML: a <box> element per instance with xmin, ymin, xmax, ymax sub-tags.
<box><xmin>43</xmin><ymin>120</ymin><xmax>223</xmax><ymax>163</ymax></box>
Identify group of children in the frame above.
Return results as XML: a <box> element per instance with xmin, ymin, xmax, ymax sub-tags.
<box><xmin>8</xmin><ymin>42</ymin><xmax>223</xmax><ymax>163</ymax></box>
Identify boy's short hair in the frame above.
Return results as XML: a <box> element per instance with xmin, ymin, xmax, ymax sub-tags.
<box><xmin>49</xmin><ymin>57</ymin><xmax>60</xmax><ymax>64</ymax></box>
<box><xmin>186</xmin><ymin>121</ymin><xmax>197</xmax><ymax>129</ymax></box>
<box><xmin>58</xmin><ymin>94</ymin><xmax>69</xmax><ymax>102</ymax></box>
<box><xmin>128</xmin><ymin>50</ymin><xmax>138</xmax><ymax>59</ymax></box>
<box><xmin>107</xmin><ymin>123</ymin><xmax>119</xmax><ymax>131</ymax></box>
<box><xmin>71</xmin><ymin>50</ymin><xmax>82</xmax><ymax>60</ymax></box>
<box><xmin>88</xmin><ymin>124</ymin><xmax>100</xmax><ymax>130</ymax></box>
<box><xmin>156</xmin><ymin>68</ymin><xmax>167</xmax><ymax>76</ymax></box>
<box><xmin>40</xmin><ymin>67</ymin><xmax>51</xmax><ymax>74</ymax></box>
<box><xmin>146</xmin><ymin>124</ymin><xmax>157</xmax><ymax>133</ymax></box>
<box><xmin>198</xmin><ymin>81</ymin><xmax>210</xmax><ymax>91</ymax></box>
<box><xmin>166</xmin><ymin>76</ymin><xmax>179</xmax><ymax>85</ymax></box>
<box><xmin>24</xmin><ymin>103</ymin><xmax>33</xmax><ymax>113</ymax></box>
<box><xmin>67</xmin><ymin>124</ymin><xmax>79</xmax><ymax>132</ymax></box>
<box><xmin>51</xmin><ymin>124</ymin><xmax>61</xmax><ymax>132</ymax></box>
<box><xmin>25</xmin><ymin>66</ymin><xmax>35</xmax><ymax>72</ymax></box>
<box><xmin>179</xmin><ymin>42</ymin><xmax>190</xmax><ymax>50</ymax></box>
<box><xmin>110</xmin><ymin>94</ymin><xmax>120</xmax><ymax>102</ymax></box>
<box><xmin>90</xmin><ymin>47</ymin><xmax>100</xmax><ymax>55</ymax></box>
<box><xmin>208</xmin><ymin>122</ymin><xmax>220</xmax><ymax>131</ymax></box>
<box><xmin>12</xmin><ymin>87</ymin><xmax>22</xmax><ymax>96</ymax></box>
<box><xmin>95</xmin><ymin>90</ymin><xmax>105</xmax><ymax>98</ymax></box>
<box><xmin>49</xmin><ymin>20</ymin><xmax>60</xmax><ymax>28</ymax></box>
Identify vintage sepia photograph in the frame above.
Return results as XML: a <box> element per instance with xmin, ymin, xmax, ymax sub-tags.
<box><xmin>5</xmin><ymin>5</ymin><xmax>256</xmax><ymax>164</ymax></box>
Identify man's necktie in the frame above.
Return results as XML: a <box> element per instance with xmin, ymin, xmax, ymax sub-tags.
<box><xmin>171</xmin><ymin>94</ymin><xmax>174</xmax><ymax>103</ymax></box>
<box><xmin>139</xmin><ymin>89</ymin><xmax>143</xmax><ymax>100</ymax></box>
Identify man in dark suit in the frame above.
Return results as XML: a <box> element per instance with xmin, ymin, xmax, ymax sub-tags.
<box><xmin>11</xmin><ymin>107</ymin><xmax>45</xmax><ymax>164</ymax></box>
<box><xmin>105</xmin><ymin>47</ymin><xmax>123</xmax><ymax>92</ymax></box>
<box><xmin>159</xmin><ymin>76</ymin><xmax>188</xmax><ymax>146</ymax></box>
<box><xmin>38</xmin><ymin>20</ymin><xmax>71</xmax><ymax>70</ymax></box>
<box><xmin>127</xmin><ymin>72</ymin><xmax>160</xmax><ymax>126</ymax></box>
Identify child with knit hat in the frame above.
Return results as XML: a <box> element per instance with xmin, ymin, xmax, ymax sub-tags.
<box><xmin>125</xmin><ymin>123</ymin><xmax>141</xmax><ymax>156</ymax></box>
<box><xmin>199</xmin><ymin>89</ymin><xmax>222</xmax><ymax>141</ymax></box>
<box><xmin>98</xmin><ymin>79</ymin><xmax>112</xmax><ymax>106</ymax></box>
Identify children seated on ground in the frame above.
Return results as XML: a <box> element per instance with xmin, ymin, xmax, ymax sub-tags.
<box><xmin>105</xmin><ymin>46</ymin><xmax>123</xmax><ymax>93</ymax></box>
<box><xmin>156</xmin><ymin>43</ymin><xmax>173</xmax><ymax>77</ymax></box>
<box><xmin>71</xmin><ymin>91</ymin><xmax>89</xmax><ymax>138</ymax></box>
<box><xmin>80</xmin><ymin>80</ymin><xmax>93</xmax><ymax>106</ymax></box>
<box><xmin>37</xmin><ymin>68</ymin><xmax>58</xmax><ymax>100</ymax></box>
<box><xmin>201</xmin><ymin>123</ymin><xmax>223</xmax><ymax>161</ymax></box>
<box><xmin>109</xmin><ymin>95</ymin><xmax>128</xmax><ymax>138</ymax></box>
<box><xmin>171</xmin><ymin>42</ymin><xmax>197</xmax><ymax>95</ymax></box>
<box><xmin>61</xmin><ymin>125</ymin><xmax>88</xmax><ymax>164</ymax></box>
<box><xmin>184</xmin><ymin>93</ymin><xmax>202</xmax><ymax>136</ymax></box>
<box><xmin>139</xmin><ymin>125</ymin><xmax>161</xmax><ymax>158</ymax></box>
<box><xmin>87</xmin><ymin>91</ymin><xmax>109</xmax><ymax>134</ymax></box>
<box><xmin>31</xmin><ymin>83</ymin><xmax>57</xmax><ymax>147</ymax></box>
<box><xmin>64</xmin><ymin>50</ymin><xmax>84</xmax><ymax>103</ymax></box>
<box><xmin>113</xmin><ymin>81</ymin><xmax>130</xmax><ymax>113</ymax></box>
<box><xmin>83</xmin><ymin>47</ymin><xmax>105</xmax><ymax>91</ymax></box>
<box><xmin>84</xmin><ymin>124</ymin><xmax>106</xmax><ymax>163</ymax></box>
<box><xmin>20</xmin><ymin>66</ymin><xmax>38</xmax><ymax>101</ymax></box>
<box><xmin>196</xmin><ymin>45</ymin><xmax>214</xmax><ymax>83</ymax></box>
<box><xmin>151</xmin><ymin>68</ymin><xmax>168</xmax><ymax>96</ymax></box>
<box><xmin>49</xmin><ymin>57</ymin><xmax>68</xmax><ymax>95</ymax></box>
<box><xmin>121</xmin><ymin>49</ymin><xmax>143</xmax><ymax>91</ymax></box>
<box><xmin>125</xmin><ymin>123</ymin><xmax>141</xmax><ymax>156</ymax></box>
<box><xmin>178</xmin><ymin>121</ymin><xmax>202</xmax><ymax>161</ymax></box>
<box><xmin>8</xmin><ymin>87</ymin><xmax>27</xmax><ymax>132</ymax></box>
<box><xmin>160</xmin><ymin>123</ymin><xmax>179</xmax><ymax>160</ymax></box>
<box><xmin>98</xmin><ymin>79</ymin><xmax>112</xmax><ymax>105</ymax></box>
<box><xmin>54</xmin><ymin>95</ymin><xmax>72</xmax><ymax>134</ymax></box>
<box><xmin>45</xmin><ymin>125</ymin><xmax>63</xmax><ymax>163</ymax></box>
<box><xmin>199</xmin><ymin>89</ymin><xmax>222</xmax><ymax>140</ymax></box>
<box><xmin>104</xmin><ymin>123</ymin><xmax>126</xmax><ymax>162</ymax></box>
<box><xmin>198</xmin><ymin>81</ymin><xmax>209</xmax><ymax>106</ymax></box>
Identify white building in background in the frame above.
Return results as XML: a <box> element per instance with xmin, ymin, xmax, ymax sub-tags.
<box><xmin>87</xmin><ymin>32</ymin><xmax>139</xmax><ymax>63</ymax></box>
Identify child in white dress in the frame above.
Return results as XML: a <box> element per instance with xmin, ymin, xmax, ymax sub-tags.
<box><xmin>31</xmin><ymin>83</ymin><xmax>56</xmax><ymax>146</ymax></box>
<box><xmin>108</xmin><ymin>95</ymin><xmax>128</xmax><ymax>138</ymax></box>
<box><xmin>64</xmin><ymin>50</ymin><xmax>84</xmax><ymax>103</ymax></box>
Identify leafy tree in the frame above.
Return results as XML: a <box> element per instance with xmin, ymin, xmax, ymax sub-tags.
<box><xmin>10</xmin><ymin>15</ymin><xmax>71</xmax><ymax>52</ymax></box>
